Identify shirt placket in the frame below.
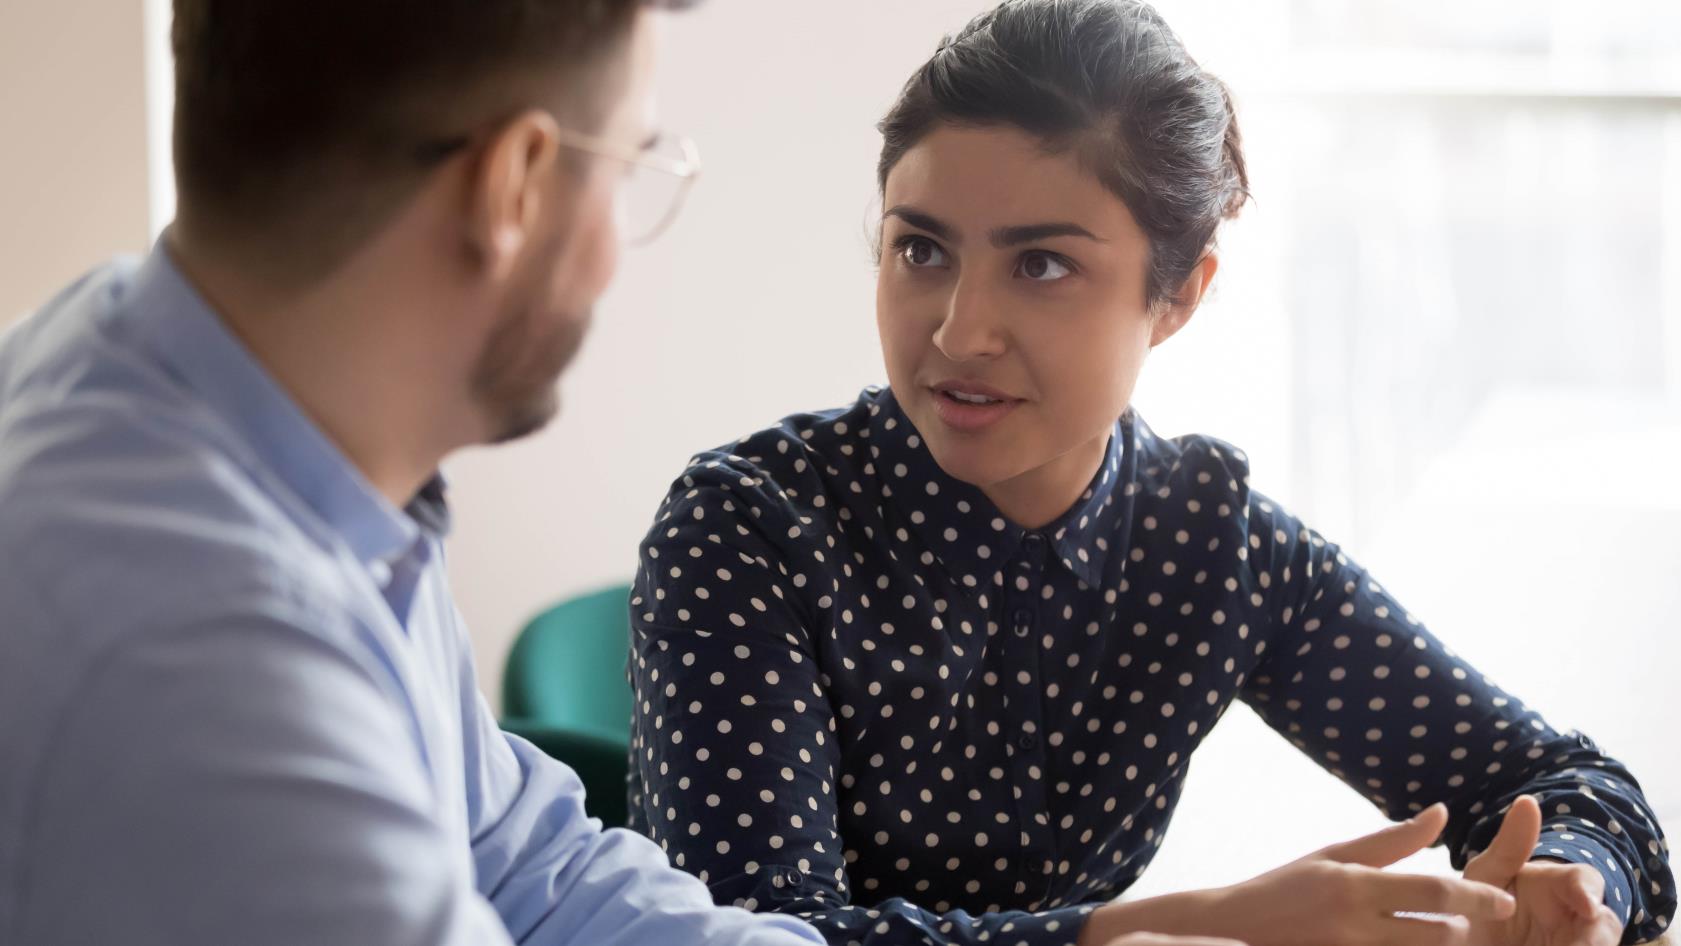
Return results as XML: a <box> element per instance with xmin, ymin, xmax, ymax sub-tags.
<box><xmin>1002</xmin><ymin>530</ymin><xmax>1057</xmax><ymax>904</ymax></box>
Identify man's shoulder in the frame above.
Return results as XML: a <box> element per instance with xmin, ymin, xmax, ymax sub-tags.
<box><xmin>0</xmin><ymin>366</ymin><xmax>347</xmax><ymax>649</ymax></box>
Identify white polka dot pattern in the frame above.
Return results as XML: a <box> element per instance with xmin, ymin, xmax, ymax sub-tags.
<box><xmin>625</xmin><ymin>388</ymin><xmax>1675</xmax><ymax>946</ymax></box>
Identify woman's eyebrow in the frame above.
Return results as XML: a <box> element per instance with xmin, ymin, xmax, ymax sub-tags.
<box><xmin>991</xmin><ymin>222</ymin><xmax>1107</xmax><ymax>247</ymax></box>
<box><xmin>885</xmin><ymin>206</ymin><xmax>1107</xmax><ymax>247</ymax></box>
<box><xmin>884</xmin><ymin>205</ymin><xmax>956</xmax><ymax>242</ymax></box>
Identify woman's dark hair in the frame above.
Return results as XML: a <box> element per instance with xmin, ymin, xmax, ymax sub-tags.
<box><xmin>878</xmin><ymin>0</ymin><xmax>1249</xmax><ymax>308</ymax></box>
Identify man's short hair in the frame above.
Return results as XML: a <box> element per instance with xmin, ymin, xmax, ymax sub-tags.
<box><xmin>171</xmin><ymin>0</ymin><xmax>693</xmax><ymax>280</ymax></box>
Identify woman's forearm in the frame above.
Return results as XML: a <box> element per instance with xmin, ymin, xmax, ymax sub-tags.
<box><xmin>1076</xmin><ymin>888</ymin><xmax>1228</xmax><ymax>946</ymax></box>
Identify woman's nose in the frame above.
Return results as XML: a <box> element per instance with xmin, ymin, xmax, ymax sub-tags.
<box><xmin>932</xmin><ymin>277</ymin><xmax>1007</xmax><ymax>362</ymax></box>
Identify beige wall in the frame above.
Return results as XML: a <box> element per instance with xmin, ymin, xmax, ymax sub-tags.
<box><xmin>0</xmin><ymin>1</ymin><xmax>152</xmax><ymax>327</ymax></box>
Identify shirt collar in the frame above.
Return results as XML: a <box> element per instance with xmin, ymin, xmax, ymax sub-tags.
<box><xmin>868</xmin><ymin>389</ymin><xmax>1134</xmax><ymax>591</ymax></box>
<box><xmin>116</xmin><ymin>238</ymin><xmax>440</xmax><ymax>567</ymax></box>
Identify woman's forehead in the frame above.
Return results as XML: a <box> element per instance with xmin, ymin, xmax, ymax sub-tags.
<box><xmin>884</xmin><ymin>124</ymin><xmax>1140</xmax><ymax>241</ymax></box>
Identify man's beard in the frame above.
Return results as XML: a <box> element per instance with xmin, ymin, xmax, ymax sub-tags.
<box><xmin>469</xmin><ymin>299</ymin><xmax>589</xmax><ymax>445</ymax></box>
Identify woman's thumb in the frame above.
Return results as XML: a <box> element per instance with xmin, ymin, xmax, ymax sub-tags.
<box><xmin>1465</xmin><ymin>795</ymin><xmax>1542</xmax><ymax>887</ymax></box>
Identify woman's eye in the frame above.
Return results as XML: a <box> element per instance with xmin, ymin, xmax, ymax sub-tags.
<box><xmin>1017</xmin><ymin>251</ymin><xmax>1072</xmax><ymax>281</ymax></box>
<box><xmin>900</xmin><ymin>237</ymin><xmax>948</xmax><ymax>268</ymax></box>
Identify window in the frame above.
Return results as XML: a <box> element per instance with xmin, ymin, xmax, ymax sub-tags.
<box><xmin>1131</xmin><ymin>0</ymin><xmax>1681</xmax><ymax>894</ymax></box>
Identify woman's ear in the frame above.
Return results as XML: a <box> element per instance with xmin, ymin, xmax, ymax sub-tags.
<box><xmin>464</xmin><ymin>109</ymin><xmax>564</xmax><ymax>282</ymax></box>
<box><xmin>1150</xmin><ymin>251</ymin><xmax>1219</xmax><ymax>347</ymax></box>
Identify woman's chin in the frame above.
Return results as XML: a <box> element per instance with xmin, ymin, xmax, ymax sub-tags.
<box><xmin>921</xmin><ymin>437</ymin><xmax>1022</xmax><ymax>494</ymax></box>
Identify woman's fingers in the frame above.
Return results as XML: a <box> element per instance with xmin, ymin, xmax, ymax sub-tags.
<box><xmin>1105</xmin><ymin>936</ymin><xmax>1249</xmax><ymax>946</ymax></box>
<box><xmin>1378</xmin><ymin>914</ymin><xmax>1474</xmax><ymax>946</ymax></box>
<box><xmin>1589</xmin><ymin>905</ymin><xmax>1625</xmax><ymax>946</ymax></box>
<box><xmin>1368</xmin><ymin>872</ymin><xmax>1517</xmax><ymax>920</ymax></box>
<box><xmin>1464</xmin><ymin>796</ymin><xmax>1541</xmax><ymax>888</ymax></box>
<box><xmin>1567</xmin><ymin>867</ymin><xmax>1606</xmax><ymax>918</ymax></box>
<box><xmin>1320</xmin><ymin>804</ymin><xmax>1449</xmax><ymax>868</ymax></box>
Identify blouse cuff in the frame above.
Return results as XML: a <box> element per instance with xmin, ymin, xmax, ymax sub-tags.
<box><xmin>1534</xmin><ymin>830</ymin><xmax>1635</xmax><ymax>928</ymax></box>
<box><xmin>723</xmin><ymin>862</ymin><xmax>1102</xmax><ymax>946</ymax></box>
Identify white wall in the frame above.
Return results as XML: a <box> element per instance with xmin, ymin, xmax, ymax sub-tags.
<box><xmin>143</xmin><ymin>0</ymin><xmax>176</xmax><ymax>241</ymax></box>
<box><xmin>0</xmin><ymin>0</ymin><xmax>151</xmax><ymax>327</ymax></box>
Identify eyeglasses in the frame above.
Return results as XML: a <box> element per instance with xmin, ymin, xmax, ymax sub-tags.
<box><xmin>416</xmin><ymin>125</ymin><xmax>702</xmax><ymax>247</ymax></box>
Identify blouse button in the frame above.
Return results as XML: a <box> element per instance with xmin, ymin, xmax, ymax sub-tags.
<box><xmin>782</xmin><ymin>868</ymin><xmax>804</xmax><ymax>886</ymax></box>
<box><xmin>1023</xmin><ymin>533</ymin><xmax>1047</xmax><ymax>558</ymax></box>
<box><xmin>1013</xmin><ymin>608</ymin><xmax>1035</xmax><ymax>637</ymax></box>
<box><xmin>1018</xmin><ymin>733</ymin><xmax>1039</xmax><ymax>750</ymax></box>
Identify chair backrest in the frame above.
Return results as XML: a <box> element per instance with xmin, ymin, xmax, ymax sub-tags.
<box><xmin>502</xmin><ymin>584</ymin><xmax>634</xmax><ymax>742</ymax></box>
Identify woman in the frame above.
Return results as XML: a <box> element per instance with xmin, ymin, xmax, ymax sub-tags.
<box><xmin>625</xmin><ymin>2</ymin><xmax>1675</xmax><ymax>945</ymax></box>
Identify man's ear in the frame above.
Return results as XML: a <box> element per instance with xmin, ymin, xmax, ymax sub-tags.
<box><xmin>465</xmin><ymin>109</ymin><xmax>563</xmax><ymax>281</ymax></box>
<box><xmin>1150</xmin><ymin>251</ymin><xmax>1218</xmax><ymax>347</ymax></box>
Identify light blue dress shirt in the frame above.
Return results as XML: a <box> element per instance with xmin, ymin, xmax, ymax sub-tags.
<box><xmin>0</xmin><ymin>243</ymin><xmax>825</xmax><ymax>946</ymax></box>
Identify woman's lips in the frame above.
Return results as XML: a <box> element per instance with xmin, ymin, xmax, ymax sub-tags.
<box><xmin>928</xmin><ymin>382</ymin><xmax>1023</xmax><ymax>433</ymax></box>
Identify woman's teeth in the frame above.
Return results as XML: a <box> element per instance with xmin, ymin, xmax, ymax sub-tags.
<box><xmin>948</xmin><ymin>391</ymin><xmax>1000</xmax><ymax>405</ymax></box>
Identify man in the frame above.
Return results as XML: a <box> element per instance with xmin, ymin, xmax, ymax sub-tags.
<box><xmin>0</xmin><ymin>2</ymin><xmax>826</xmax><ymax>943</ymax></box>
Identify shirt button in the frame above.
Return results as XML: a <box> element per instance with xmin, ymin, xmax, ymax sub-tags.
<box><xmin>1023</xmin><ymin>533</ymin><xmax>1047</xmax><ymax>558</ymax></box>
<box><xmin>782</xmin><ymin>868</ymin><xmax>804</xmax><ymax>886</ymax></box>
<box><xmin>1018</xmin><ymin>733</ymin><xmax>1039</xmax><ymax>750</ymax></box>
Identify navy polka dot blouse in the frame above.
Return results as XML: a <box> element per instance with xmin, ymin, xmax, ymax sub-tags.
<box><xmin>627</xmin><ymin>387</ymin><xmax>1674</xmax><ymax>946</ymax></box>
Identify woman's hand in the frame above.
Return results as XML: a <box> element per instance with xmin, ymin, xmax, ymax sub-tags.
<box><xmin>1102</xmin><ymin>936</ymin><xmax>1247</xmax><ymax>946</ymax></box>
<box><xmin>1463</xmin><ymin>796</ymin><xmax>1624</xmax><ymax>946</ymax></box>
<box><xmin>1079</xmin><ymin>803</ymin><xmax>1516</xmax><ymax>946</ymax></box>
<box><xmin>1204</xmin><ymin>803</ymin><xmax>1516</xmax><ymax>946</ymax></box>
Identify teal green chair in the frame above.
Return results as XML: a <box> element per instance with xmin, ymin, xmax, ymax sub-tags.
<box><xmin>500</xmin><ymin>584</ymin><xmax>635</xmax><ymax>827</ymax></box>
